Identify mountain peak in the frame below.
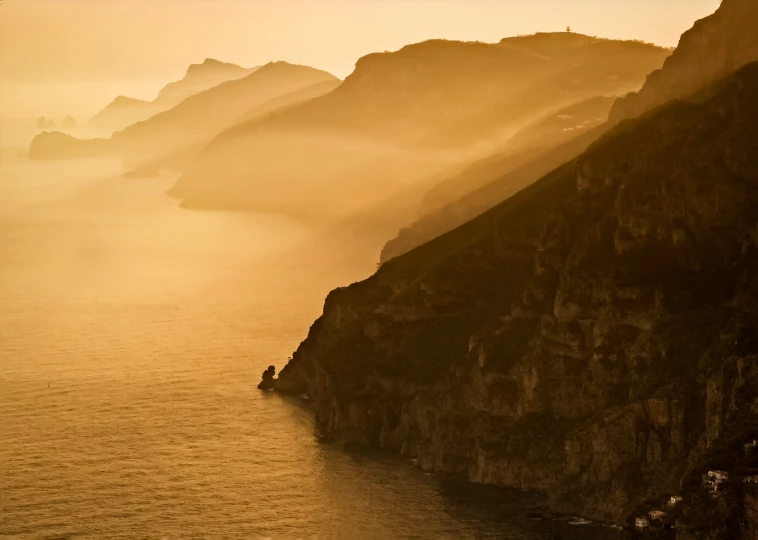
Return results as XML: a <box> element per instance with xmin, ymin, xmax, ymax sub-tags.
<box><xmin>185</xmin><ymin>58</ymin><xmax>245</xmax><ymax>77</ymax></box>
<box><xmin>610</xmin><ymin>0</ymin><xmax>758</xmax><ymax>121</ymax></box>
<box><xmin>108</xmin><ymin>95</ymin><xmax>150</xmax><ymax>109</ymax></box>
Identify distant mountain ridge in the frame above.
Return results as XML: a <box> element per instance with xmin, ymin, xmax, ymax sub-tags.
<box><xmin>30</xmin><ymin>62</ymin><xmax>339</xmax><ymax>162</ymax></box>
<box><xmin>169</xmin><ymin>33</ymin><xmax>669</xmax><ymax>216</ymax></box>
<box><xmin>153</xmin><ymin>58</ymin><xmax>253</xmax><ymax>107</ymax></box>
<box><xmin>87</xmin><ymin>58</ymin><xmax>258</xmax><ymax>131</ymax></box>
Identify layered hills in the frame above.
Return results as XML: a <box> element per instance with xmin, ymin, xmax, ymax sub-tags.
<box><xmin>87</xmin><ymin>59</ymin><xmax>257</xmax><ymax>131</ymax></box>
<box><xmin>29</xmin><ymin>62</ymin><xmax>339</xmax><ymax>162</ymax></box>
<box><xmin>168</xmin><ymin>33</ymin><xmax>669</xmax><ymax>216</ymax></box>
<box><xmin>271</xmin><ymin>60</ymin><xmax>758</xmax><ymax>533</ymax></box>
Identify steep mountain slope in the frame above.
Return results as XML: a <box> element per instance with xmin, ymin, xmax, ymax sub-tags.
<box><xmin>610</xmin><ymin>0</ymin><xmax>758</xmax><ymax>122</ymax></box>
<box><xmin>87</xmin><ymin>96</ymin><xmax>155</xmax><ymax>132</ymax></box>
<box><xmin>380</xmin><ymin>97</ymin><xmax>614</xmax><ymax>262</ymax></box>
<box><xmin>29</xmin><ymin>62</ymin><xmax>338</xmax><ymax>162</ymax></box>
<box><xmin>268</xmin><ymin>63</ymin><xmax>758</xmax><ymax>534</ymax></box>
<box><xmin>231</xmin><ymin>79</ymin><xmax>342</xmax><ymax>126</ymax></box>
<box><xmin>152</xmin><ymin>58</ymin><xmax>254</xmax><ymax>107</ymax></box>
<box><xmin>170</xmin><ymin>33</ymin><xmax>668</xmax><ymax>215</ymax></box>
<box><xmin>122</xmin><ymin>80</ymin><xmax>343</xmax><ymax>178</ymax></box>
<box><xmin>87</xmin><ymin>59</ymin><xmax>257</xmax><ymax>131</ymax></box>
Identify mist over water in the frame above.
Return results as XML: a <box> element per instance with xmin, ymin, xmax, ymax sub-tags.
<box><xmin>0</xmin><ymin>158</ymin><xmax>629</xmax><ymax>539</ymax></box>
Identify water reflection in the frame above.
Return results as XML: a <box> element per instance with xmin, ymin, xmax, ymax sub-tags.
<box><xmin>0</xmin><ymin>159</ymin><xmax>629</xmax><ymax>539</ymax></box>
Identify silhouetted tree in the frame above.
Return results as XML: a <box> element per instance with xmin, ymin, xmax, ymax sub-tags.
<box><xmin>566</xmin><ymin>26</ymin><xmax>572</xmax><ymax>33</ymax></box>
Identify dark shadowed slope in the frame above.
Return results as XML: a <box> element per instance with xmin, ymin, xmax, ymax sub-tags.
<box><xmin>610</xmin><ymin>0</ymin><xmax>758</xmax><ymax>122</ymax></box>
<box><xmin>380</xmin><ymin>97</ymin><xmax>614</xmax><ymax>262</ymax></box>
<box><xmin>169</xmin><ymin>33</ymin><xmax>668</xmax><ymax>216</ymax></box>
<box><xmin>87</xmin><ymin>59</ymin><xmax>258</xmax><ymax>131</ymax></box>
<box><xmin>29</xmin><ymin>62</ymin><xmax>338</xmax><ymax>162</ymax></box>
<box><xmin>270</xmin><ymin>62</ymin><xmax>758</xmax><ymax>535</ymax></box>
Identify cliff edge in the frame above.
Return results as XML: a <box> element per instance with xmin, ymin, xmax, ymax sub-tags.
<box><xmin>610</xmin><ymin>0</ymin><xmax>758</xmax><ymax>122</ymax></box>
<box><xmin>268</xmin><ymin>63</ymin><xmax>758</xmax><ymax>534</ymax></box>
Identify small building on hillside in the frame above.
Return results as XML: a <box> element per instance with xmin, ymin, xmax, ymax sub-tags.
<box><xmin>649</xmin><ymin>510</ymin><xmax>667</xmax><ymax>521</ymax></box>
<box><xmin>668</xmin><ymin>495</ymin><xmax>683</xmax><ymax>506</ymax></box>
<box><xmin>708</xmin><ymin>470</ymin><xmax>729</xmax><ymax>482</ymax></box>
<box><xmin>744</xmin><ymin>440</ymin><xmax>758</xmax><ymax>455</ymax></box>
<box><xmin>635</xmin><ymin>517</ymin><xmax>650</xmax><ymax>529</ymax></box>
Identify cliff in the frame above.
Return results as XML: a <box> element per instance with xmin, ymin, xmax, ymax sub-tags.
<box><xmin>610</xmin><ymin>0</ymin><xmax>758</xmax><ymax>122</ymax></box>
<box><xmin>269</xmin><ymin>62</ymin><xmax>758</xmax><ymax>534</ymax></box>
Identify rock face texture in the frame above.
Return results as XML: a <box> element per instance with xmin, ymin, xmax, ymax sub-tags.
<box><xmin>270</xmin><ymin>63</ymin><xmax>758</xmax><ymax>531</ymax></box>
<box><xmin>610</xmin><ymin>0</ymin><xmax>758</xmax><ymax>122</ymax></box>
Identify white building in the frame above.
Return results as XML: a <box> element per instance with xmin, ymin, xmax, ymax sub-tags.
<box><xmin>708</xmin><ymin>470</ymin><xmax>728</xmax><ymax>482</ymax></box>
<box><xmin>669</xmin><ymin>495</ymin><xmax>683</xmax><ymax>506</ymax></box>
<box><xmin>635</xmin><ymin>517</ymin><xmax>650</xmax><ymax>529</ymax></box>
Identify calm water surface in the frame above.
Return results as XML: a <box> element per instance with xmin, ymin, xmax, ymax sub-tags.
<box><xmin>0</xmin><ymin>157</ymin><xmax>626</xmax><ymax>539</ymax></box>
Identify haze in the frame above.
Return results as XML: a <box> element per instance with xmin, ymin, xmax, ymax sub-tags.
<box><xmin>1</xmin><ymin>0</ymin><xmax>719</xmax><ymax>118</ymax></box>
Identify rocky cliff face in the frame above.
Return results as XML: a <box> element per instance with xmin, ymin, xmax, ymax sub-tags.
<box><xmin>271</xmin><ymin>63</ymin><xmax>758</xmax><ymax>531</ymax></box>
<box><xmin>610</xmin><ymin>0</ymin><xmax>758</xmax><ymax>122</ymax></box>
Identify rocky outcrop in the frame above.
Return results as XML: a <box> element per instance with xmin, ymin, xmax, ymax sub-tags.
<box><xmin>610</xmin><ymin>0</ymin><xmax>758</xmax><ymax>122</ymax></box>
<box><xmin>258</xmin><ymin>366</ymin><xmax>277</xmax><ymax>390</ymax></box>
<box><xmin>61</xmin><ymin>116</ymin><xmax>77</xmax><ymax>129</ymax></box>
<box><xmin>267</xmin><ymin>63</ymin><xmax>758</xmax><ymax>531</ymax></box>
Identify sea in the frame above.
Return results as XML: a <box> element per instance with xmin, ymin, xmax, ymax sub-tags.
<box><xmin>0</xmin><ymin>151</ymin><xmax>629</xmax><ymax>539</ymax></box>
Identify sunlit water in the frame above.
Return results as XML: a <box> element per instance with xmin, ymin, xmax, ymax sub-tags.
<box><xmin>0</xmin><ymin>157</ymin><xmax>627</xmax><ymax>539</ymax></box>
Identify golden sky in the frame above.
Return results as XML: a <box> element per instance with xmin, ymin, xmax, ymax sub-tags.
<box><xmin>0</xmin><ymin>0</ymin><xmax>721</xmax><ymax>118</ymax></box>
